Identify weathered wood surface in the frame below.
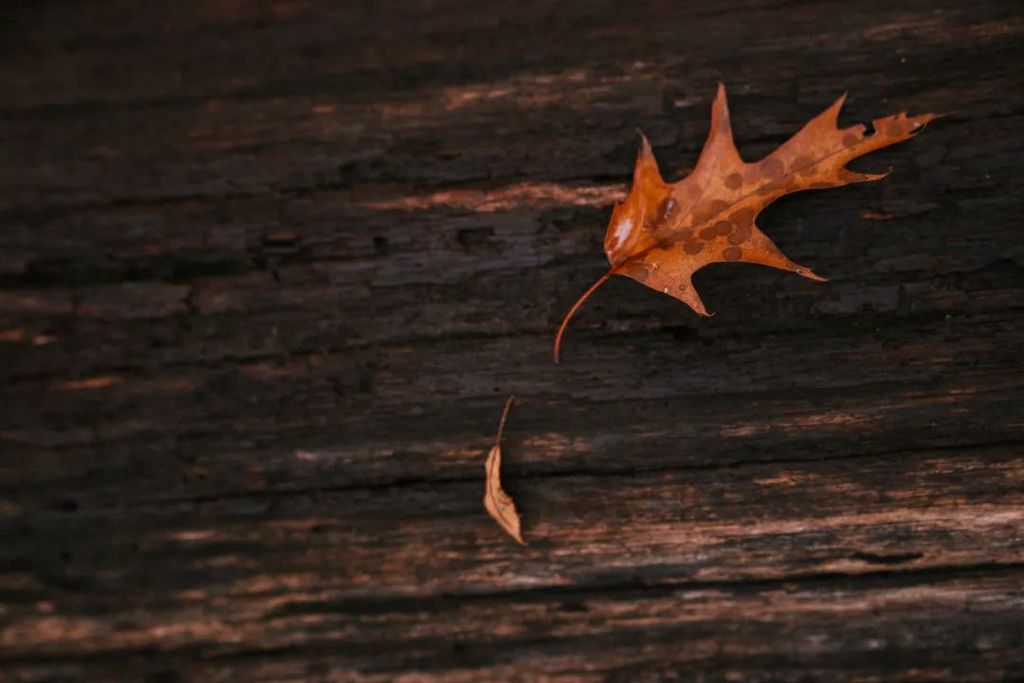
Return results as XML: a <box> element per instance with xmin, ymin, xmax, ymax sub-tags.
<box><xmin>1</xmin><ymin>0</ymin><xmax>1023</xmax><ymax>680</ymax></box>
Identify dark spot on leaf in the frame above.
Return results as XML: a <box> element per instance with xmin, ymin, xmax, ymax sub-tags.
<box><xmin>842</xmin><ymin>132</ymin><xmax>859</xmax><ymax>147</ymax></box>
<box><xmin>683</xmin><ymin>241</ymin><xmax>704</xmax><ymax>255</ymax></box>
<box><xmin>724</xmin><ymin>172</ymin><xmax>743</xmax><ymax>189</ymax></box>
<box><xmin>728</xmin><ymin>223</ymin><xmax>752</xmax><ymax>244</ymax></box>
<box><xmin>700</xmin><ymin>221</ymin><xmax>732</xmax><ymax>239</ymax></box>
<box><xmin>677</xmin><ymin>282</ymin><xmax>689</xmax><ymax>292</ymax></box>
<box><xmin>762</xmin><ymin>158</ymin><xmax>785</xmax><ymax>179</ymax></box>
<box><xmin>694</xmin><ymin>198</ymin><xmax>731</xmax><ymax>224</ymax></box>
<box><xmin>729</xmin><ymin>207</ymin><xmax>756</xmax><ymax>225</ymax></box>
<box><xmin>759</xmin><ymin>178</ymin><xmax>790</xmax><ymax>193</ymax></box>
<box><xmin>723</xmin><ymin>246</ymin><xmax>742</xmax><ymax>261</ymax></box>
<box><xmin>651</xmin><ymin>196</ymin><xmax>679</xmax><ymax>229</ymax></box>
<box><xmin>791</xmin><ymin>155</ymin><xmax>813</xmax><ymax>173</ymax></box>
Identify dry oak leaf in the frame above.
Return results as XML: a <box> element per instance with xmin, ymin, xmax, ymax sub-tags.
<box><xmin>553</xmin><ymin>84</ymin><xmax>939</xmax><ymax>362</ymax></box>
<box><xmin>483</xmin><ymin>395</ymin><xmax>526</xmax><ymax>545</ymax></box>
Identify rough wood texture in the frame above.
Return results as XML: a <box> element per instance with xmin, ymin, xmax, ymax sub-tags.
<box><xmin>1</xmin><ymin>1</ymin><xmax>1023</xmax><ymax>681</ymax></box>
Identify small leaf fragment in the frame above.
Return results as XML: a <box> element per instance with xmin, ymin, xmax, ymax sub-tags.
<box><xmin>483</xmin><ymin>395</ymin><xmax>526</xmax><ymax>545</ymax></box>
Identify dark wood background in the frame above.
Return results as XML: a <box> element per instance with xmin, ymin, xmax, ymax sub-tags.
<box><xmin>1</xmin><ymin>1</ymin><xmax>1023</xmax><ymax>681</ymax></box>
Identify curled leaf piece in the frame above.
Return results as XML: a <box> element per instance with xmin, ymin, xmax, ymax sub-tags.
<box><xmin>483</xmin><ymin>395</ymin><xmax>526</xmax><ymax>545</ymax></box>
<box><xmin>553</xmin><ymin>83</ymin><xmax>939</xmax><ymax>362</ymax></box>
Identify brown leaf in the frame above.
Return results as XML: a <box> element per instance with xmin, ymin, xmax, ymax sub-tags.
<box><xmin>554</xmin><ymin>83</ymin><xmax>939</xmax><ymax>361</ymax></box>
<box><xmin>483</xmin><ymin>395</ymin><xmax>526</xmax><ymax>545</ymax></box>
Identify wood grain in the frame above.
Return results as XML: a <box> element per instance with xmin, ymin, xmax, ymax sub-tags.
<box><xmin>1</xmin><ymin>0</ymin><xmax>1022</xmax><ymax>680</ymax></box>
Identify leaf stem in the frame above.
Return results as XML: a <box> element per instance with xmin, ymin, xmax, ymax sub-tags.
<box><xmin>494</xmin><ymin>394</ymin><xmax>516</xmax><ymax>447</ymax></box>
<box><xmin>553</xmin><ymin>269</ymin><xmax>614</xmax><ymax>364</ymax></box>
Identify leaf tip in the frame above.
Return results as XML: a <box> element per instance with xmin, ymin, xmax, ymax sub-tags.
<box><xmin>798</xmin><ymin>267</ymin><xmax>828</xmax><ymax>282</ymax></box>
<box><xmin>495</xmin><ymin>394</ymin><xmax>516</xmax><ymax>444</ymax></box>
<box><xmin>713</xmin><ymin>82</ymin><xmax>730</xmax><ymax>113</ymax></box>
<box><xmin>842</xmin><ymin>168</ymin><xmax>890</xmax><ymax>184</ymax></box>
<box><xmin>912</xmin><ymin>111</ymin><xmax>947</xmax><ymax>131</ymax></box>
<box><xmin>691</xmin><ymin>300</ymin><xmax>713</xmax><ymax>318</ymax></box>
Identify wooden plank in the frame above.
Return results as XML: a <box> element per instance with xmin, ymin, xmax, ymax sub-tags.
<box><xmin>1</xmin><ymin>0</ymin><xmax>1022</xmax><ymax>680</ymax></box>
<box><xmin>1</xmin><ymin>448</ymin><xmax>1022</xmax><ymax>679</ymax></box>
